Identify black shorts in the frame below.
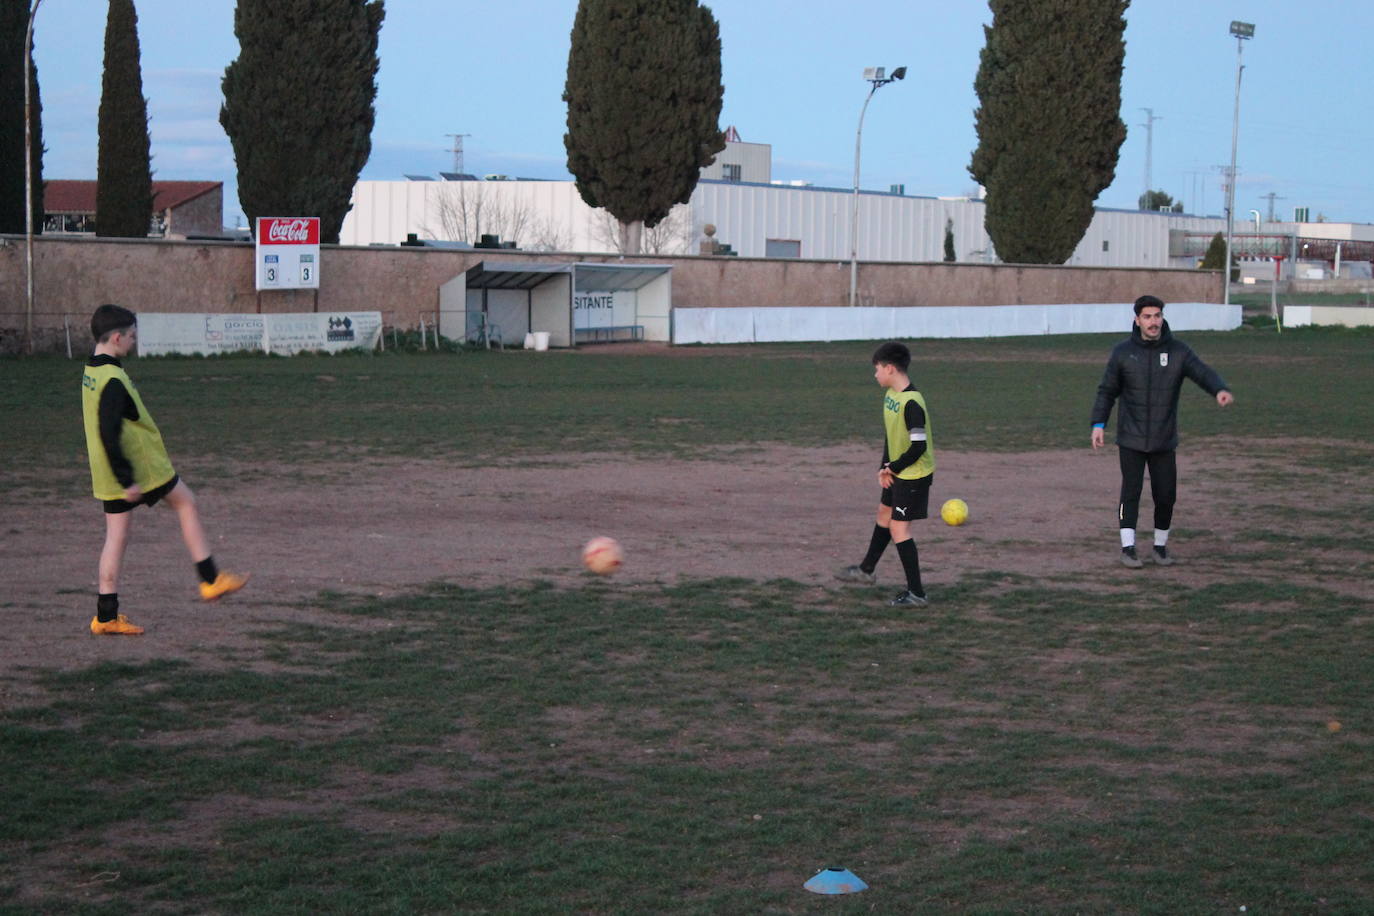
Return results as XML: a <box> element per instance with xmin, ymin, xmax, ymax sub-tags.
<box><xmin>103</xmin><ymin>475</ymin><xmax>179</xmax><ymax>515</ymax></box>
<box><xmin>881</xmin><ymin>474</ymin><xmax>932</xmax><ymax>522</ymax></box>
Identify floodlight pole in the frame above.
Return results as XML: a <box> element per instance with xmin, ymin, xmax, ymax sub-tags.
<box><xmin>23</xmin><ymin>0</ymin><xmax>43</xmax><ymax>355</ymax></box>
<box><xmin>1222</xmin><ymin>21</ymin><xmax>1253</xmax><ymax>308</ymax></box>
<box><xmin>849</xmin><ymin>66</ymin><xmax>905</xmax><ymax>308</ymax></box>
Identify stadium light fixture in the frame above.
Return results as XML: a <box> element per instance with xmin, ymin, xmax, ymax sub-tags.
<box><xmin>1223</xmin><ymin>21</ymin><xmax>1254</xmax><ymax>307</ymax></box>
<box><xmin>850</xmin><ymin>65</ymin><xmax>906</xmax><ymax>308</ymax></box>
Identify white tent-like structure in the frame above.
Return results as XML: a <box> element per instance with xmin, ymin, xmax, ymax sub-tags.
<box><xmin>439</xmin><ymin>261</ymin><xmax>673</xmax><ymax>348</ymax></box>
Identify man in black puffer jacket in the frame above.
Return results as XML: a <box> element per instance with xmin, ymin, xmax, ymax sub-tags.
<box><xmin>1090</xmin><ymin>295</ymin><xmax>1234</xmax><ymax>568</ymax></box>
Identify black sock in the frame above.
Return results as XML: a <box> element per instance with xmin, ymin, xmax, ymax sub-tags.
<box><xmin>860</xmin><ymin>525</ymin><xmax>892</xmax><ymax>574</ymax></box>
<box><xmin>196</xmin><ymin>557</ymin><xmax>218</xmax><ymax>585</ymax></box>
<box><xmin>97</xmin><ymin>593</ymin><xmax>119</xmax><ymax>623</ymax></box>
<box><xmin>894</xmin><ymin>539</ymin><xmax>924</xmax><ymax>597</ymax></box>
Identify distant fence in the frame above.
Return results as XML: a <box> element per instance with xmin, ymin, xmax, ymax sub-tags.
<box><xmin>2</xmin><ymin>234</ymin><xmax>1223</xmax><ymax>353</ymax></box>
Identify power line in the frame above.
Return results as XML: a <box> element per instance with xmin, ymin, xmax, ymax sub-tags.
<box><xmin>1259</xmin><ymin>191</ymin><xmax>1284</xmax><ymax>223</ymax></box>
<box><xmin>445</xmin><ymin>133</ymin><xmax>471</xmax><ymax>173</ymax></box>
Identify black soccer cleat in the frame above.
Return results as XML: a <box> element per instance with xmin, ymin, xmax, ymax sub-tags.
<box><xmin>1120</xmin><ymin>546</ymin><xmax>1144</xmax><ymax>569</ymax></box>
<box><xmin>1151</xmin><ymin>545</ymin><xmax>1174</xmax><ymax>566</ymax></box>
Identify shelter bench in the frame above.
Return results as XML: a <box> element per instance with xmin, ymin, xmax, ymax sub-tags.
<box><xmin>575</xmin><ymin>324</ymin><xmax>644</xmax><ymax>343</ymax></box>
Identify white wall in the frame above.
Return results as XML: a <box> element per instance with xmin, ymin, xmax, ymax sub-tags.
<box><xmin>638</xmin><ymin>273</ymin><xmax>672</xmax><ymax>342</ymax></box>
<box><xmin>532</xmin><ymin>275</ymin><xmax>572</xmax><ymax>347</ymax></box>
<box><xmin>342</xmin><ymin>177</ymin><xmax>1328</xmax><ymax>273</ymax></box>
<box><xmin>673</xmin><ymin>302</ymin><xmax>1242</xmax><ymax>345</ymax></box>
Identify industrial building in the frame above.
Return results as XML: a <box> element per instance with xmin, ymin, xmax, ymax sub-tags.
<box><xmin>340</xmin><ymin>134</ymin><xmax>1373</xmax><ymax>282</ymax></box>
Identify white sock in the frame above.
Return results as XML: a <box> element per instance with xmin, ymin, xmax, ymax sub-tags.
<box><xmin>1120</xmin><ymin>528</ymin><xmax>1136</xmax><ymax>548</ymax></box>
<box><xmin>1154</xmin><ymin>529</ymin><xmax>1169</xmax><ymax>547</ymax></box>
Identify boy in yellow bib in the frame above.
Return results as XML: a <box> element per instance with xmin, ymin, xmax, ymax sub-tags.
<box><xmin>836</xmin><ymin>341</ymin><xmax>934</xmax><ymax>607</ymax></box>
<box><xmin>82</xmin><ymin>305</ymin><xmax>247</xmax><ymax>635</ymax></box>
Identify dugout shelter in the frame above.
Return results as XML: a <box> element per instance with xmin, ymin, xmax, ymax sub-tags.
<box><xmin>439</xmin><ymin>261</ymin><xmax>672</xmax><ymax>348</ymax></box>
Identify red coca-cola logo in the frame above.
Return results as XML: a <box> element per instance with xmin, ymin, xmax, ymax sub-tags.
<box><xmin>258</xmin><ymin>217</ymin><xmax>320</xmax><ymax>245</ymax></box>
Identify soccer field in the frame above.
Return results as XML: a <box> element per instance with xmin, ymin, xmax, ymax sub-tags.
<box><xmin>2</xmin><ymin>328</ymin><xmax>1371</xmax><ymax>911</ymax></box>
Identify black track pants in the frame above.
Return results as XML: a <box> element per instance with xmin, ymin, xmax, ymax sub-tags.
<box><xmin>1118</xmin><ymin>446</ymin><xmax>1177</xmax><ymax>531</ymax></box>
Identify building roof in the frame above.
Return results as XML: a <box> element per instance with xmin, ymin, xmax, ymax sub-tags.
<box><xmin>43</xmin><ymin>180</ymin><xmax>221</xmax><ymax>214</ymax></box>
<box><xmin>464</xmin><ymin>260</ymin><xmax>671</xmax><ymax>292</ymax></box>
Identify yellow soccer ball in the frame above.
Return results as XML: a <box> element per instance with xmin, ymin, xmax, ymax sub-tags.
<box><xmin>940</xmin><ymin>498</ymin><xmax>969</xmax><ymax>527</ymax></box>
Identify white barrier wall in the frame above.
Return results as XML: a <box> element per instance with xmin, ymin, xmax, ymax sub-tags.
<box><xmin>1283</xmin><ymin>305</ymin><xmax>1374</xmax><ymax>328</ymax></box>
<box><xmin>138</xmin><ymin>312</ymin><xmax>383</xmax><ymax>356</ymax></box>
<box><xmin>672</xmin><ymin>303</ymin><xmax>1241</xmax><ymax>344</ymax></box>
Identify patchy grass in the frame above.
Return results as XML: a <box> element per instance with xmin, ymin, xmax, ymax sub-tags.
<box><xmin>1</xmin><ymin>572</ymin><xmax>1369</xmax><ymax>912</ymax></box>
<box><xmin>3</xmin><ymin>331</ymin><xmax>1370</xmax><ymax>911</ymax></box>
<box><xmin>4</xmin><ymin>328</ymin><xmax>1371</xmax><ymax>479</ymax></box>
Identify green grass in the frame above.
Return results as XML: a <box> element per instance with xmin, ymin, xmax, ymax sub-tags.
<box><xmin>5</xmin><ymin>327</ymin><xmax>1372</xmax><ymax>479</ymax></box>
<box><xmin>2</xmin><ymin>574</ymin><xmax>1369</xmax><ymax>912</ymax></box>
<box><xmin>2</xmin><ymin>331</ymin><xmax>1371</xmax><ymax>912</ymax></box>
<box><xmin>1232</xmin><ymin>290</ymin><xmax>1374</xmax><ymax>309</ymax></box>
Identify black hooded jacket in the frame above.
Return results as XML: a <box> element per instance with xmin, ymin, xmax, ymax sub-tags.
<box><xmin>1090</xmin><ymin>320</ymin><xmax>1228</xmax><ymax>453</ymax></box>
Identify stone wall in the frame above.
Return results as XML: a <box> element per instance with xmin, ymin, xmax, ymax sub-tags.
<box><xmin>1</xmin><ymin>234</ymin><xmax>1221</xmax><ymax>352</ymax></box>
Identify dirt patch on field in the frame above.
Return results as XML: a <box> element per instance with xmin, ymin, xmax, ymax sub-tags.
<box><xmin>4</xmin><ymin>441</ymin><xmax>1368</xmax><ymax>691</ymax></box>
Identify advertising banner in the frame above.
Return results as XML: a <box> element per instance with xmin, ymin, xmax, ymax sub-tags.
<box><xmin>137</xmin><ymin>312</ymin><xmax>383</xmax><ymax>356</ymax></box>
<box><xmin>255</xmin><ymin>217</ymin><xmax>321</xmax><ymax>290</ymax></box>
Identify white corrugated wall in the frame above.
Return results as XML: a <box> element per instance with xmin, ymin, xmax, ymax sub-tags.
<box><xmin>343</xmin><ymin>177</ymin><xmax>1283</xmax><ymax>269</ymax></box>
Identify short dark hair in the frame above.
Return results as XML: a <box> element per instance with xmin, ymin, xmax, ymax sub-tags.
<box><xmin>91</xmin><ymin>304</ymin><xmax>137</xmax><ymax>342</ymax></box>
<box><xmin>1133</xmin><ymin>295</ymin><xmax>1165</xmax><ymax>315</ymax></box>
<box><xmin>872</xmin><ymin>341</ymin><xmax>911</xmax><ymax>372</ymax></box>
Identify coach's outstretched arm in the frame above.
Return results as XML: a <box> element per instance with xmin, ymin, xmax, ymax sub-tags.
<box><xmin>1183</xmin><ymin>348</ymin><xmax>1235</xmax><ymax>407</ymax></box>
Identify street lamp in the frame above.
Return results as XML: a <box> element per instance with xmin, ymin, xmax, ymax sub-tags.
<box><xmin>1222</xmin><ymin>20</ymin><xmax>1254</xmax><ymax>307</ymax></box>
<box><xmin>23</xmin><ymin>0</ymin><xmax>44</xmax><ymax>355</ymax></box>
<box><xmin>850</xmin><ymin>65</ymin><xmax>905</xmax><ymax>308</ymax></box>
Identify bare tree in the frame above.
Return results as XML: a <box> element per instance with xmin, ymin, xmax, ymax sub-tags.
<box><xmin>590</xmin><ymin>203</ymin><xmax>693</xmax><ymax>254</ymax></box>
<box><xmin>524</xmin><ymin>220</ymin><xmax>573</xmax><ymax>253</ymax></box>
<box><xmin>423</xmin><ymin>181</ymin><xmax>547</xmax><ymax>247</ymax></box>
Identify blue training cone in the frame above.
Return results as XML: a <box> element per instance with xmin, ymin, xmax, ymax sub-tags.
<box><xmin>804</xmin><ymin>867</ymin><xmax>868</xmax><ymax>895</ymax></box>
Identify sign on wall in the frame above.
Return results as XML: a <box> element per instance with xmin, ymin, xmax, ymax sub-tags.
<box><xmin>137</xmin><ymin>312</ymin><xmax>382</xmax><ymax>356</ymax></box>
<box><xmin>255</xmin><ymin>217</ymin><xmax>321</xmax><ymax>290</ymax></box>
<box><xmin>573</xmin><ymin>290</ymin><xmax>636</xmax><ymax>329</ymax></box>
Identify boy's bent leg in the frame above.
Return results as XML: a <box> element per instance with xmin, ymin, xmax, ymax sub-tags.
<box><xmin>163</xmin><ymin>480</ymin><xmax>210</xmax><ymax>562</ymax></box>
<box><xmin>163</xmin><ymin>481</ymin><xmax>249</xmax><ymax>601</ymax></box>
<box><xmin>859</xmin><ymin>507</ymin><xmax>893</xmax><ymax>573</ymax></box>
<box><xmin>837</xmin><ymin>502</ymin><xmax>892</xmax><ymax>584</ymax></box>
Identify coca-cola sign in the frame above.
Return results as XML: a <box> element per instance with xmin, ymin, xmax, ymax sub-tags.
<box><xmin>257</xmin><ymin>217</ymin><xmax>320</xmax><ymax>245</ymax></box>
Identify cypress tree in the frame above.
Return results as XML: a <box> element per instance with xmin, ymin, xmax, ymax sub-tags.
<box><xmin>1199</xmin><ymin>231</ymin><xmax>1236</xmax><ymax>279</ymax></box>
<box><xmin>221</xmin><ymin>0</ymin><xmax>384</xmax><ymax>244</ymax></box>
<box><xmin>96</xmin><ymin>0</ymin><xmax>153</xmax><ymax>238</ymax></box>
<box><xmin>969</xmin><ymin>0</ymin><xmax>1128</xmax><ymax>264</ymax></box>
<box><xmin>943</xmin><ymin>217</ymin><xmax>956</xmax><ymax>262</ymax></box>
<box><xmin>564</xmin><ymin>0</ymin><xmax>725</xmax><ymax>254</ymax></box>
<box><xmin>0</xmin><ymin>0</ymin><xmax>44</xmax><ymax>235</ymax></box>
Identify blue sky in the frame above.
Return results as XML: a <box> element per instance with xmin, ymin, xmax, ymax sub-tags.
<box><xmin>31</xmin><ymin>0</ymin><xmax>1374</xmax><ymax>229</ymax></box>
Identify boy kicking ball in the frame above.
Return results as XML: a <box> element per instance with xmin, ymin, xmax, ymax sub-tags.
<box><xmin>836</xmin><ymin>341</ymin><xmax>934</xmax><ymax>607</ymax></box>
<box><xmin>82</xmin><ymin>304</ymin><xmax>247</xmax><ymax>635</ymax></box>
